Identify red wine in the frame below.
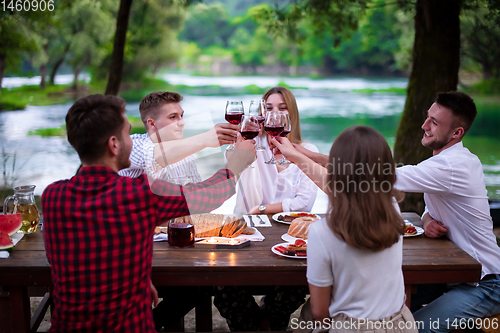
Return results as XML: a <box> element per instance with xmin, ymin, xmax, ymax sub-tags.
<box><xmin>241</xmin><ymin>131</ymin><xmax>259</xmax><ymax>140</ymax></box>
<box><xmin>279</xmin><ymin>130</ymin><xmax>291</xmax><ymax>137</ymax></box>
<box><xmin>256</xmin><ymin>116</ymin><xmax>265</xmax><ymax>124</ymax></box>
<box><xmin>264</xmin><ymin>126</ymin><xmax>284</xmax><ymax>137</ymax></box>
<box><xmin>225</xmin><ymin>112</ymin><xmax>244</xmax><ymax>125</ymax></box>
<box><xmin>168</xmin><ymin>223</ymin><xmax>195</xmax><ymax>248</ymax></box>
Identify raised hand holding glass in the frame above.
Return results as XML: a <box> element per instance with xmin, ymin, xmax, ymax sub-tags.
<box><xmin>278</xmin><ymin>113</ymin><xmax>292</xmax><ymax>165</ymax></box>
<box><xmin>225</xmin><ymin>101</ymin><xmax>244</xmax><ymax>151</ymax></box>
<box><xmin>264</xmin><ymin>111</ymin><xmax>284</xmax><ymax>164</ymax></box>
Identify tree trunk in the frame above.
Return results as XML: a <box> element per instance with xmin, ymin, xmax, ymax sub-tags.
<box><xmin>50</xmin><ymin>44</ymin><xmax>70</xmax><ymax>85</ymax></box>
<box><xmin>49</xmin><ymin>58</ymin><xmax>64</xmax><ymax>85</ymax></box>
<box><xmin>393</xmin><ymin>0</ymin><xmax>460</xmax><ymax>214</ymax></box>
<box><xmin>0</xmin><ymin>53</ymin><xmax>5</xmax><ymax>92</ymax></box>
<box><xmin>40</xmin><ymin>64</ymin><xmax>47</xmax><ymax>89</ymax></box>
<box><xmin>105</xmin><ymin>0</ymin><xmax>133</xmax><ymax>96</ymax></box>
<box><xmin>72</xmin><ymin>65</ymin><xmax>82</xmax><ymax>90</ymax></box>
<box><xmin>482</xmin><ymin>63</ymin><xmax>493</xmax><ymax>81</ymax></box>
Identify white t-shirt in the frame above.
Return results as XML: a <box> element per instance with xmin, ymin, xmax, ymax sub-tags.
<box><xmin>395</xmin><ymin>141</ymin><xmax>500</xmax><ymax>278</ymax></box>
<box><xmin>233</xmin><ymin>138</ymin><xmax>318</xmax><ymax>213</ymax></box>
<box><xmin>307</xmin><ymin>218</ymin><xmax>405</xmax><ymax>320</ymax></box>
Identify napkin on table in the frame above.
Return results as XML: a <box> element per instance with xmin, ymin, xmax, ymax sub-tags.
<box><xmin>0</xmin><ymin>233</ymin><xmax>24</xmax><ymax>259</ymax></box>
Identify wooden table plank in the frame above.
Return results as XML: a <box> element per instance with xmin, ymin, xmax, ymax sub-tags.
<box><xmin>0</xmin><ymin>212</ymin><xmax>482</xmax><ymax>333</ymax></box>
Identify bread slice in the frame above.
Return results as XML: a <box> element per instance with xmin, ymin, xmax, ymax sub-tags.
<box><xmin>287</xmin><ymin>216</ymin><xmax>319</xmax><ymax>239</ymax></box>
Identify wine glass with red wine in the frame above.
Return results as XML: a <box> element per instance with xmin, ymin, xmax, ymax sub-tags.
<box><xmin>278</xmin><ymin>113</ymin><xmax>292</xmax><ymax>165</ymax></box>
<box><xmin>248</xmin><ymin>99</ymin><xmax>265</xmax><ymax>151</ymax></box>
<box><xmin>239</xmin><ymin>115</ymin><xmax>260</xmax><ymax>168</ymax></box>
<box><xmin>225</xmin><ymin>101</ymin><xmax>244</xmax><ymax>151</ymax></box>
<box><xmin>264</xmin><ymin>110</ymin><xmax>284</xmax><ymax>164</ymax></box>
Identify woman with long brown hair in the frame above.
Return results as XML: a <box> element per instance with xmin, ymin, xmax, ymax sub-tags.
<box><xmin>274</xmin><ymin>126</ymin><xmax>416</xmax><ymax>332</ymax></box>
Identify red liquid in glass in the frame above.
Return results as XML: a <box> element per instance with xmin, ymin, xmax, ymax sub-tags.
<box><xmin>241</xmin><ymin>131</ymin><xmax>259</xmax><ymax>140</ymax></box>
<box><xmin>168</xmin><ymin>223</ymin><xmax>195</xmax><ymax>248</ymax></box>
<box><xmin>279</xmin><ymin>130</ymin><xmax>291</xmax><ymax>137</ymax></box>
<box><xmin>256</xmin><ymin>116</ymin><xmax>265</xmax><ymax>124</ymax></box>
<box><xmin>225</xmin><ymin>113</ymin><xmax>244</xmax><ymax>125</ymax></box>
<box><xmin>264</xmin><ymin>126</ymin><xmax>284</xmax><ymax>137</ymax></box>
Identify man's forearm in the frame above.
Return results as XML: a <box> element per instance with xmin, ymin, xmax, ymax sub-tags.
<box><xmin>153</xmin><ymin>132</ymin><xmax>210</xmax><ymax>167</ymax></box>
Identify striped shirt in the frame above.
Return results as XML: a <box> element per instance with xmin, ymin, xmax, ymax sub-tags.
<box><xmin>119</xmin><ymin>133</ymin><xmax>201</xmax><ymax>183</ymax></box>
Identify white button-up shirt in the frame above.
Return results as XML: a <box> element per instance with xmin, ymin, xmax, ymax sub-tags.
<box><xmin>395</xmin><ymin>142</ymin><xmax>500</xmax><ymax>278</ymax></box>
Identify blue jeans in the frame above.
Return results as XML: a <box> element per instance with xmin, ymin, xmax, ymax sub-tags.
<box><xmin>413</xmin><ymin>274</ymin><xmax>500</xmax><ymax>332</ymax></box>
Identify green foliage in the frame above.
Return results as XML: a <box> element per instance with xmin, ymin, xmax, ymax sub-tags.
<box><xmin>180</xmin><ymin>2</ymin><xmax>235</xmax><ymax>47</ymax></box>
<box><xmin>0</xmin><ymin>84</ymin><xmax>70</xmax><ymax>110</ymax></box>
<box><xmin>128</xmin><ymin>116</ymin><xmax>147</xmax><ymax>134</ymax></box>
<box><xmin>28</xmin><ymin>125</ymin><xmax>66</xmax><ymax>137</ymax></box>
<box><xmin>462</xmin><ymin>79</ymin><xmax>500</xmax><ymax>95</ymax></box>
<box><xmin>114</xmin><ymin>0</ymin><xmax>187</xmax><ymax>81</ymax></box>
<box><xmin>461</xmin><ymin>2</ymin><xmax>500</xmax><ymax>80</ymax></box>
<box><xmin>0</xmin><ymin>14</ymin><xmax>44</xmax><ymax>79</ymax></box>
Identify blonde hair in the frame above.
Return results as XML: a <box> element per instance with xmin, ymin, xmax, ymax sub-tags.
<box><xmin>262</xmin><ymin>87</ymin><xmax>302</xmax><ymax>145</ymax></box>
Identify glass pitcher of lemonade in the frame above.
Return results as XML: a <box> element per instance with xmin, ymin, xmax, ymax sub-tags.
<box><xmin>3</xmin><ymin>185</ymin><xmax>40</xmax><ymax>234</ymax></box>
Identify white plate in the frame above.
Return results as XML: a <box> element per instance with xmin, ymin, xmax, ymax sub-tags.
<box><xmin>281</xmin><ymin>233</ymin><xmax>307</xmax><ymax>243</ymax></box>
<box><xmin>272</xmin><ymin>212</ymin><xmax>320</xmax><ymax>225</ymax></box>
<box><xmin>404</xmin><ymin>226</ymin><xmax>424</xmax><ymax>238</ymax></box>
<box><xmin>271</xmin><ymin>242</ymin><xmax>307</xmax><ymax>259</ymax></box>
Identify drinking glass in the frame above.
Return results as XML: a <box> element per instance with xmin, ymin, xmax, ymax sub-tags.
<box><xmin>167</xmin><ymin>217</ymin><xmax>195</xmax><ymax>248</ymax></box>
<box><xmin>225</xmin><ymin>101</ymin><xmax>244</xmax><ymax>151</ymax></box>
<box><xmin>248</xmin><ymin>99</ymin><xmax>266</xmax><ymax>151</ymax></box>
<box><xmin>263</xmin><ymin>111</ymin><xmax>284</xmax><ymax>164</ymax></box>
<box><xmin>239</xmin><ymin>115</ymin><xmax>260</xmax><ymax>168</ymax></box>
<box><xmin>278</xmin><ymin>113</ymin><xmax>292</xmax><ymax>165</ymax></box>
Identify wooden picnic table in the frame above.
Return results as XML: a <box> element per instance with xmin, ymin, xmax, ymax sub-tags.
<box><xmin>0</xmin><ymin>213</ymin><xmax>481</xmax><ymax>333</ymax></box>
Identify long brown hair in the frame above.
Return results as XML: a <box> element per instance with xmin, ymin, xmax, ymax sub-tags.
<box><xmin>326</xmin><ymin>126</ymin><xmax>404</xmax><ymax>251</ymax></box>
<box><xmin>262</xmin><ymin>86</ymin><xmax>302</xmax><ymax>144</ymax></box>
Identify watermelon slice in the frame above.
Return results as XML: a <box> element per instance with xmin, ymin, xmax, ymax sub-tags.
<box><xmin>0</xmin><ymin>231</ymin><xmax>13</xmax><ymax>251</ymax></box>
<box><xmin>0</xmin><ymin>214</ymin><xmax>22</xmax><ymax>236</ymax></box>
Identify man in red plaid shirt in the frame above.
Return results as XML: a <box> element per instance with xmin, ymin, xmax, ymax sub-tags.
<box><xmin>42</xmin><ymin>94</ymin><xmax>255</xmax><ymax>332</ymax></box>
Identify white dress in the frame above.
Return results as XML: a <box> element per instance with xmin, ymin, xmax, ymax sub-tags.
<box><xmin>233</xmin><ymin>138</ymin><xmax>318</xmax><ymax>214</ymax></box>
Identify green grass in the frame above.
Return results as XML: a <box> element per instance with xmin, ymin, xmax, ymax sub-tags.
<box><xmin>0</xmin><ymin>84</ymin><xmax>71</xmax><ymax>110</ymax></box>
<box><xmin>28</xmin><ymin>125</ymin><xmax>66</xmax><ymax>137</ymax></box>
<box><xmin>462</xmin><ymin>79</ymin><xmax>500</xmax><ymax>96</ymax></box>
<box><xmin>27</xmin><ymin>117</ymin><xmax>146</xmax><ymax>137</ymax></box>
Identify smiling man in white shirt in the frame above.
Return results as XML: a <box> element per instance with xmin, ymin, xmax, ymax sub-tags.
<box><xmin>395</xmin><ymin>92</ymin><xmax>500</xmax><ymax>332</ymax></box>
<box><xmin>119</xmin><ymin>91</ymin><xmax>239</xmax><ymax>182</ymax></box>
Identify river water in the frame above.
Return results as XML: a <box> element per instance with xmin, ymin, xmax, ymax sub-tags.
<box><xmin>1</xmin><ymin>74</ymin><xmax>499</xmax><ymax>213</ymax></box>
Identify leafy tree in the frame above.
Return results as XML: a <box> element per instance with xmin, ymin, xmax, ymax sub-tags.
<box><xmin>105</xmin><ymin>0</ymin><xmax>133</xmax><ymax>95</ymax></box>
<box><xmin>105</xmin><ymin>0</ymin><xmax>197</xmax><ymax>95</ymax></box>
<box><xmin>0</xmin><ymin>11</ymin><xmax>49</xmax><ymax>90</ymax></box>
<box><xmin>122</xmin><ymin>0</ymin><xmax>187</xmax><ymax>80</ymax></box>
<box><xmin>461</xmin><ymin>3</ymin><xmax>500</xmax><ymax>80</ymax></box>
<box><xmin>253</xmin><ymin>0</ymin><xmax>500</xmax><ymax>212</ymax></box>
<box><xmin>180</xmin><ymin>2</ymin><xmax>234</xmax><ymax>48</ymax></box>
<box><xmin>62</xmin><ymin>0</ymin><xmax>115</xmax><ymax>89</ymax></box>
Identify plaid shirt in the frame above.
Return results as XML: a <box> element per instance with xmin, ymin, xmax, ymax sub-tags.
<box><xmin>42</xmin><ymin>166</ymin><xmax>235</xmax><ymax>333</ymax></box>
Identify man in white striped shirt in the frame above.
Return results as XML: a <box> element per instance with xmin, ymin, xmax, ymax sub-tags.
<box><xmin>119</xmin><ymin>91</ymin><xmax>238</xmax><ymax>183</ymax></box>
<box><xmin>119</xmin><ymin>91</ymin><xmax>240</xmax><ymax>332</ymax></box>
